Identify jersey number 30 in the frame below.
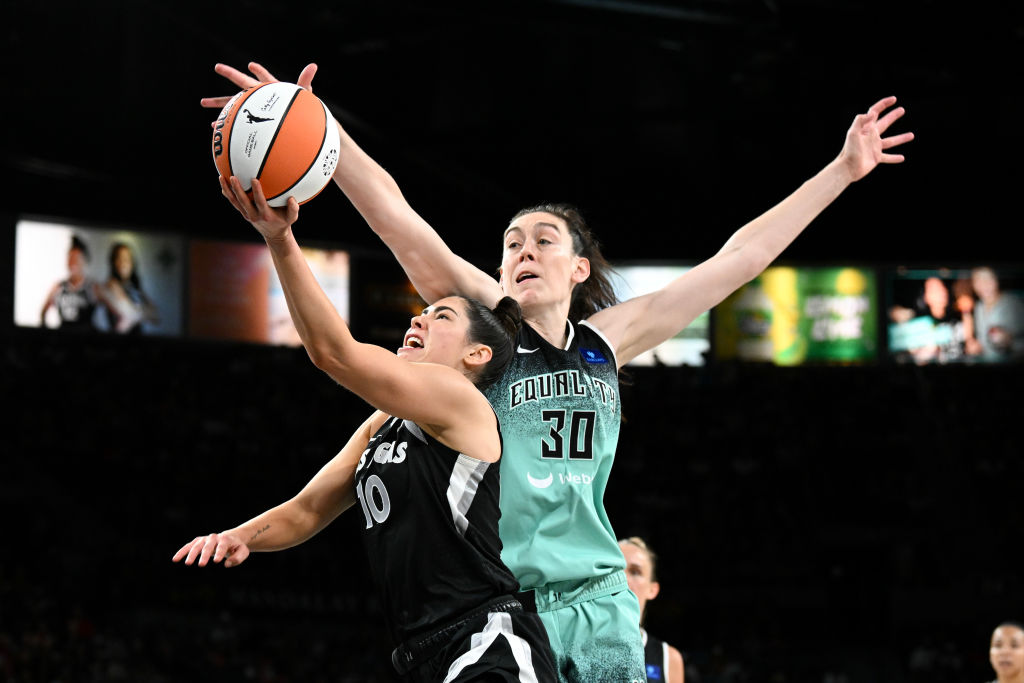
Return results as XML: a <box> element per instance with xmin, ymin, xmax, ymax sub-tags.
<box><xmin>541</xmin><ymin>409</ymin><xmax>595</xmax><ymax>460</ymax></box>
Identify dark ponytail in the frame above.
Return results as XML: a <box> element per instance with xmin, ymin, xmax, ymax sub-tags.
<box><xmin>511</xmin><ymin>203</ymin><xmax>619</xmax><ymax>321</ymax></box>
<box><xmin>463</xmin><ymin>295</ymin><xmax>522</xmax><ymax>389</ymax></box>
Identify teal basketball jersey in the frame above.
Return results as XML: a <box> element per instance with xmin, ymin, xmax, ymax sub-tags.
<box><xmin>485</xmin><ymin>320</ymin><xmax>624</xmax><ymax>590</ymax></box>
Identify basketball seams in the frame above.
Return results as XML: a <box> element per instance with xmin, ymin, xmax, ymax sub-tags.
<box><xmin>266</xmin><ymin>98</ymin><xmax>329</xmax><ymax>204</ymax></box>
<box><xmin>254</xmin><ymin>87</ymin><xmax>303</xmax><ymax>188</ymax></box>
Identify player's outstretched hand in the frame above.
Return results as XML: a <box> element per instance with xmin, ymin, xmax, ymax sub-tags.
<box><xmin>200</xmin><ymin>61</ymin><xmax>318</xmax><ymax>111</ymax></box>
<box><xmin>219</xmin><ymin>176</ymin><xmax>299</xmax><ymax>243</ymax></box>
<box><xmin>172</xmin><ymin>531</ymin><xmax>251</xmax><ymax>568</ymax></box>
<box><xmin>838</xmin><ymin>96</ymin><xmax>915</xmax><ymax>183</ymax></box>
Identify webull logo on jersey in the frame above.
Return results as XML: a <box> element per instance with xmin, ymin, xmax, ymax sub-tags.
<box><xmin>356</xmin><ymin>439</ymin><xmax>408</xmax><ymax>472</ymax></box>
<box><xmin>508</xmin><ymin>369</ymin><xmax>616</xmax><ymax>411</ymax></box>
<box><xmin>527</xmin><ymin>470</ymin><xmax>594</xmax><ymax>489</ymax></box>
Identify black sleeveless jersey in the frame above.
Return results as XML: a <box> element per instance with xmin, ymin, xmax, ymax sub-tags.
<box><xmin>354</xmin><ymin>416</ymin><xmax>518</xmax><ymax>645</ymax></box>
<box><xmin>642</xmin><ymin>628</ymin><xmax>670</xmax><ymax>682</ymax></box>
<box><xmin>55</xmin><ymin>279</ymin><xmax>98</xmax><ymax>331</ymax></box>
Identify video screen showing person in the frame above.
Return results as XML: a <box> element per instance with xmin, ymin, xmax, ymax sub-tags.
<box><xmin>188</xmin><ymin>239</ymin><xmax>349</xmax><ymax>346</ymax></box>
<box><xmin>714</xmin><ymin>266</ymin><xmax>879</xmax><ymax>365</ymax></box>
<box><xmin>885</xmin><ymin>265</ymin><xmax>1024</xmax><ymax>365</ymax></box>
<box><xmin>14</xmin><ymin>218</ymin><xmax>185</xmax><ymax>336</ymax></box>
<box><xmin>609</xmin><ymin>264</ymin><xmax>710</xmax><ymax>367</ymax></box>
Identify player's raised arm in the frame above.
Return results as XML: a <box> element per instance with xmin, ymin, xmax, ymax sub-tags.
<box><xmin>218</xmin><ymin>176</ymin><xmax>507</xmax><ymax>444</ymax></box>
<box><xmin>588</xmin><ymin>96</ymin><xmax>914</xmax><ymax>367</ymax></box>
<box><xmin>171</xmin><ymin>411</ymin><xmax>382</xmax><ymax>568</ymax></box>
<box><xmin>202</xmin><ymin>61</ymin><xmax>502</xmax><ymax>307</ymax></box>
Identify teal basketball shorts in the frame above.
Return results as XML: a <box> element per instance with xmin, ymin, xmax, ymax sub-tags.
<box><xmin>527</xmin><ymin>570</ymin><xmax>646</xmax><ymax>683</ymax></box>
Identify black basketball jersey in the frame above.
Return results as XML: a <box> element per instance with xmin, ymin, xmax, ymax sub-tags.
<box><xmin>642</xmin><ymin>628</ymin><xmax>670</xmax><ymax>682</ymax></box>
<box><xmin>55</xmin><ymin>279</ymin><xmax>98</xmax><ymax>330</ymax></box>
<box><xmin>354</xmin><ymin>415</ymin><xmax>519</xmax><ymax>645</ymax></box>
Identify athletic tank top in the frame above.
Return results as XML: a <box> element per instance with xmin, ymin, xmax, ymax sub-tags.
<box><xmin>484</xmin><ymin>320</ymin><xmax>623</xmax><ymax>589</ymax></box>
<box><xmin>642</xmin><ymin>628</ymin><xmax>671</xmax><ymax>682</ymax></box>
<box><xmin>55</xmin><ymin>279</ymin><xmax>98</xmax><ymax>330</ymax></box>
<box><xmin>354</xmin><ymin>416</ymin><xmax>518</xmax><ymax>644</ymax></box>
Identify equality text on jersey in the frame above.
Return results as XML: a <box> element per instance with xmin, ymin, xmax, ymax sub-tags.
<box><xmin>507</xmin><ymin>369</ymin><xmax>616</xmax><ymax>411</ymax></box>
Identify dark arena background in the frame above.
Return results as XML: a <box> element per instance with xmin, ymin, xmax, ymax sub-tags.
<box><xmin>3</xmin><ymin>1</ymin><xmax>1023</xmax><ymax>681</ymax></box>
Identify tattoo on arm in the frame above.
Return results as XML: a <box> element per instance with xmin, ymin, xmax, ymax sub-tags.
<box><xmin>248</xmin><ymin>524</ymin><xmax>270</xmax><ymax>544</ymax></box>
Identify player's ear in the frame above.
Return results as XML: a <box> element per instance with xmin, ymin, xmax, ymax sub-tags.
<box><xmin>572</xmin><ymin>256</ymin><xmax>591</xmax><ymax>285</ymax></box>
<box><xmin>647</xmin><ymin>580</ymin><xmax>661</xmax><ymax>601</ymax></box>
<box><xmin>465</xmin><ymin>343</ymin><xmax>493</xmax><ymax>370</ymax></box>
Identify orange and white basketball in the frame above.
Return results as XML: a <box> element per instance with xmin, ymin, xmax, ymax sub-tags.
<box><xmin>212</xmin><ymin>82</ymin><xmax>340</xmax><ymax>207</ymax></box>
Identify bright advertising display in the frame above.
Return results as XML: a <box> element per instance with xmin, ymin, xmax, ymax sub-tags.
<box><xmin>609</xmin><ymin>264</ymin><xmax>710</xmax><ymax>366</ymax></box>
<box><xmin>14</xmin><ymin>218</ymin><xmax>185</xmax><ymax>336</ymax></box>
<box><xmin>885</xmin><ymin>265</ymin><xmax>1024</xmax><ymax>365</ymax></box>
<box><xmin>189</xmin><ymin>239</ymin><xmax>349</xmax><ymax>346</ymax></box>
<box><xmin>714</xmin><ymin>266</ymin><xmax>878</xmax><ymax>365</ymax></box>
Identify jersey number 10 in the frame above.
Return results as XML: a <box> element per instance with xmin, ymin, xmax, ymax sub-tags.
<box><xmin>356</xmin><ymin>474</ymin><xmax>392</xmax><ymax>529</ymax></box>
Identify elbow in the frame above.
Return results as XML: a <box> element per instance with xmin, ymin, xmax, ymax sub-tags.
<box><xmin>730</xmin><ymin>243</ymin><xmax>775</xmax><ymax>284</ymax></box>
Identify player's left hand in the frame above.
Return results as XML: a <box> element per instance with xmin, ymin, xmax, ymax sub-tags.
<box><xmin>220</xmin><ymin>176</ymin><xmax>299</xmax><ymax>243</ymax></box>
<box><xmin>201</xmin><ymin>61</ymin><xmax>318</xmax><ymax>111</ymax></box>
<box><xmin>837</xmin><ymin>96</ymin><xmax>915</xmax><ymax>182</ymax></box>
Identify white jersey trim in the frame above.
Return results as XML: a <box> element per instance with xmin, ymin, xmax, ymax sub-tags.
<box><xmin>443</xmin><ymin>611</ymin><xmax>539</xmax><ymax>683</ymax></box>
<box><xmin>447</xmin><ymin>454</ymin><xmax>488</xmax><ymax>536</ymax></box>
<box><xmin>401</xmin><ymin>419</ymin><xmax>428</xmax><ymax>443</ymax></box>
<box><xmin>578</xmin><ymin>319</ymin><xmax>619</xmax><ymax>368</ymax></box>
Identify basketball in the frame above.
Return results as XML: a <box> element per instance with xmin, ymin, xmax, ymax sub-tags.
<box><xmin>212</xmin><ymin>82</ymin><xmax>340</xmax><ymax>207</ymax></box>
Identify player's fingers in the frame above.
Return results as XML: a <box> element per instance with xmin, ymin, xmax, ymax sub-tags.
<box><xmin>172</xmin><ymin>538</ymin><xmax>200</xmax><ymax>563</ymax></box>
<box><xmin>876</xmin><ymin>106</ymin><xmax>907</xmax><ymax>134</ymax></box>
<box><xmin>297</xmin><ymin>63</ymin><xmax>318</xmax><ymax>92</ymax></box>
<box><xmin>229</xmin><ymin>177</ymin><xmax>257</xmax><ymax>217</ymax></box>
<box><xmin>212</xmin><ymin>539</ymin><xmax>232</xmax><ymax>564</ymax></box>
<box><xmin>224</xmin><ymin>545</ymin><xmax>250</xmax><ymax>568</ymax></box>
<box><xmin>251</xmin><ymin>179</ymin><xmax>271</xmax><ymax>216</ymax></box>
<box><xmin>200</xmin><ymin>96</ymin><xmax>233</xmax><ymax>110</ymax></box>
<box><xmin>868</xmin><ymin>95</ymin><xmax>898</xmax><ymax>116</ymax></box>
<box><xmin>879</xmin><ymin>152</ymin><xmax>906</xmax><ymax>164</ymax></box>
<box><xmin>197</xmin><ymin>534</ymin><xmax>219</xmax><ymax>567</ymax></box>
<box><xmin>219</xmin><ymin>177</ymin><xmax>247</xmax><ymax>216</ymax></box>
<box><xmin>214</xmin><ymin>63</ymin><xmax>258</xmax><ymax>89</ymax></box>
<box><xmin>285</xmin><ymin>197</ymin><xmax>300</xmax><ymax>224</ymax></box>
<box><xmin>248</xmin><ymin>61</ymin><xmax>278</xmax><ymax>83</ymax></box>
<box><xmin>881</xmin><ymin>131</ymin><xmax>914</xmax><ymax>150</ymax></box>
<box><xmin>183</xmin><ymin>537</ymin><xmax>206</xmax><ymax>565</ymax></box>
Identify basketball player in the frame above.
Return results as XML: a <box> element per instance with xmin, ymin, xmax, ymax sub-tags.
<box><xmin>40</xmin><ymin>234</ymin><xmax>105</xmax><ymax>332</ymax></box>
<box><xmin>202</xmin><ymin>61</ymin><xmax>913</xmax><ymax>682</ymax></box>
<box><xmin>173</xmin><ymin>183</ymin><xmax>557</xmax><ymax>682</ymax></box>
<box><xmin>619</xmin><ymin>537</ymin><xmax>685</xmax><ymax>683</ymax></box>
<box><xmin>988</xmin><ymin>621</ymin><xmax>1024</xmax><ymax>683</ymax></box>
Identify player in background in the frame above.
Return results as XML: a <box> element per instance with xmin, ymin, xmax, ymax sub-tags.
<box><xmin>620</xmin><ymin>537</ymin><xmax>686</xmax><ymax>683</ymax></box>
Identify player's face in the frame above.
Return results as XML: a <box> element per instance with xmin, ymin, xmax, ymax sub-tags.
<box><xmin>67</xmin><ymin>248</ymin><xmax>87</xmax><ymax>279</ymax></box>
<box><xmin>972</xmin><ymin>269</ymin><xmax>999</xmax><ymax>301</ymax></box>
<box><xmin>499</xmin><ymin>212</ymin><xmax>589</xmax><ymax>313</ymax></box>
<box><xmin>397</xmin><ymin>296</ymin><xmax>473</xmax><ymax>369</ymax></box>
<box><xmin>620</xmin><ymin>542</ymin><xmax>659</xmax><ymax>618</ymax></box>
<box><xmin>990</xmin><ymin>626</ymin><xmax>1024</xmax><ymax>679</ymax></box>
